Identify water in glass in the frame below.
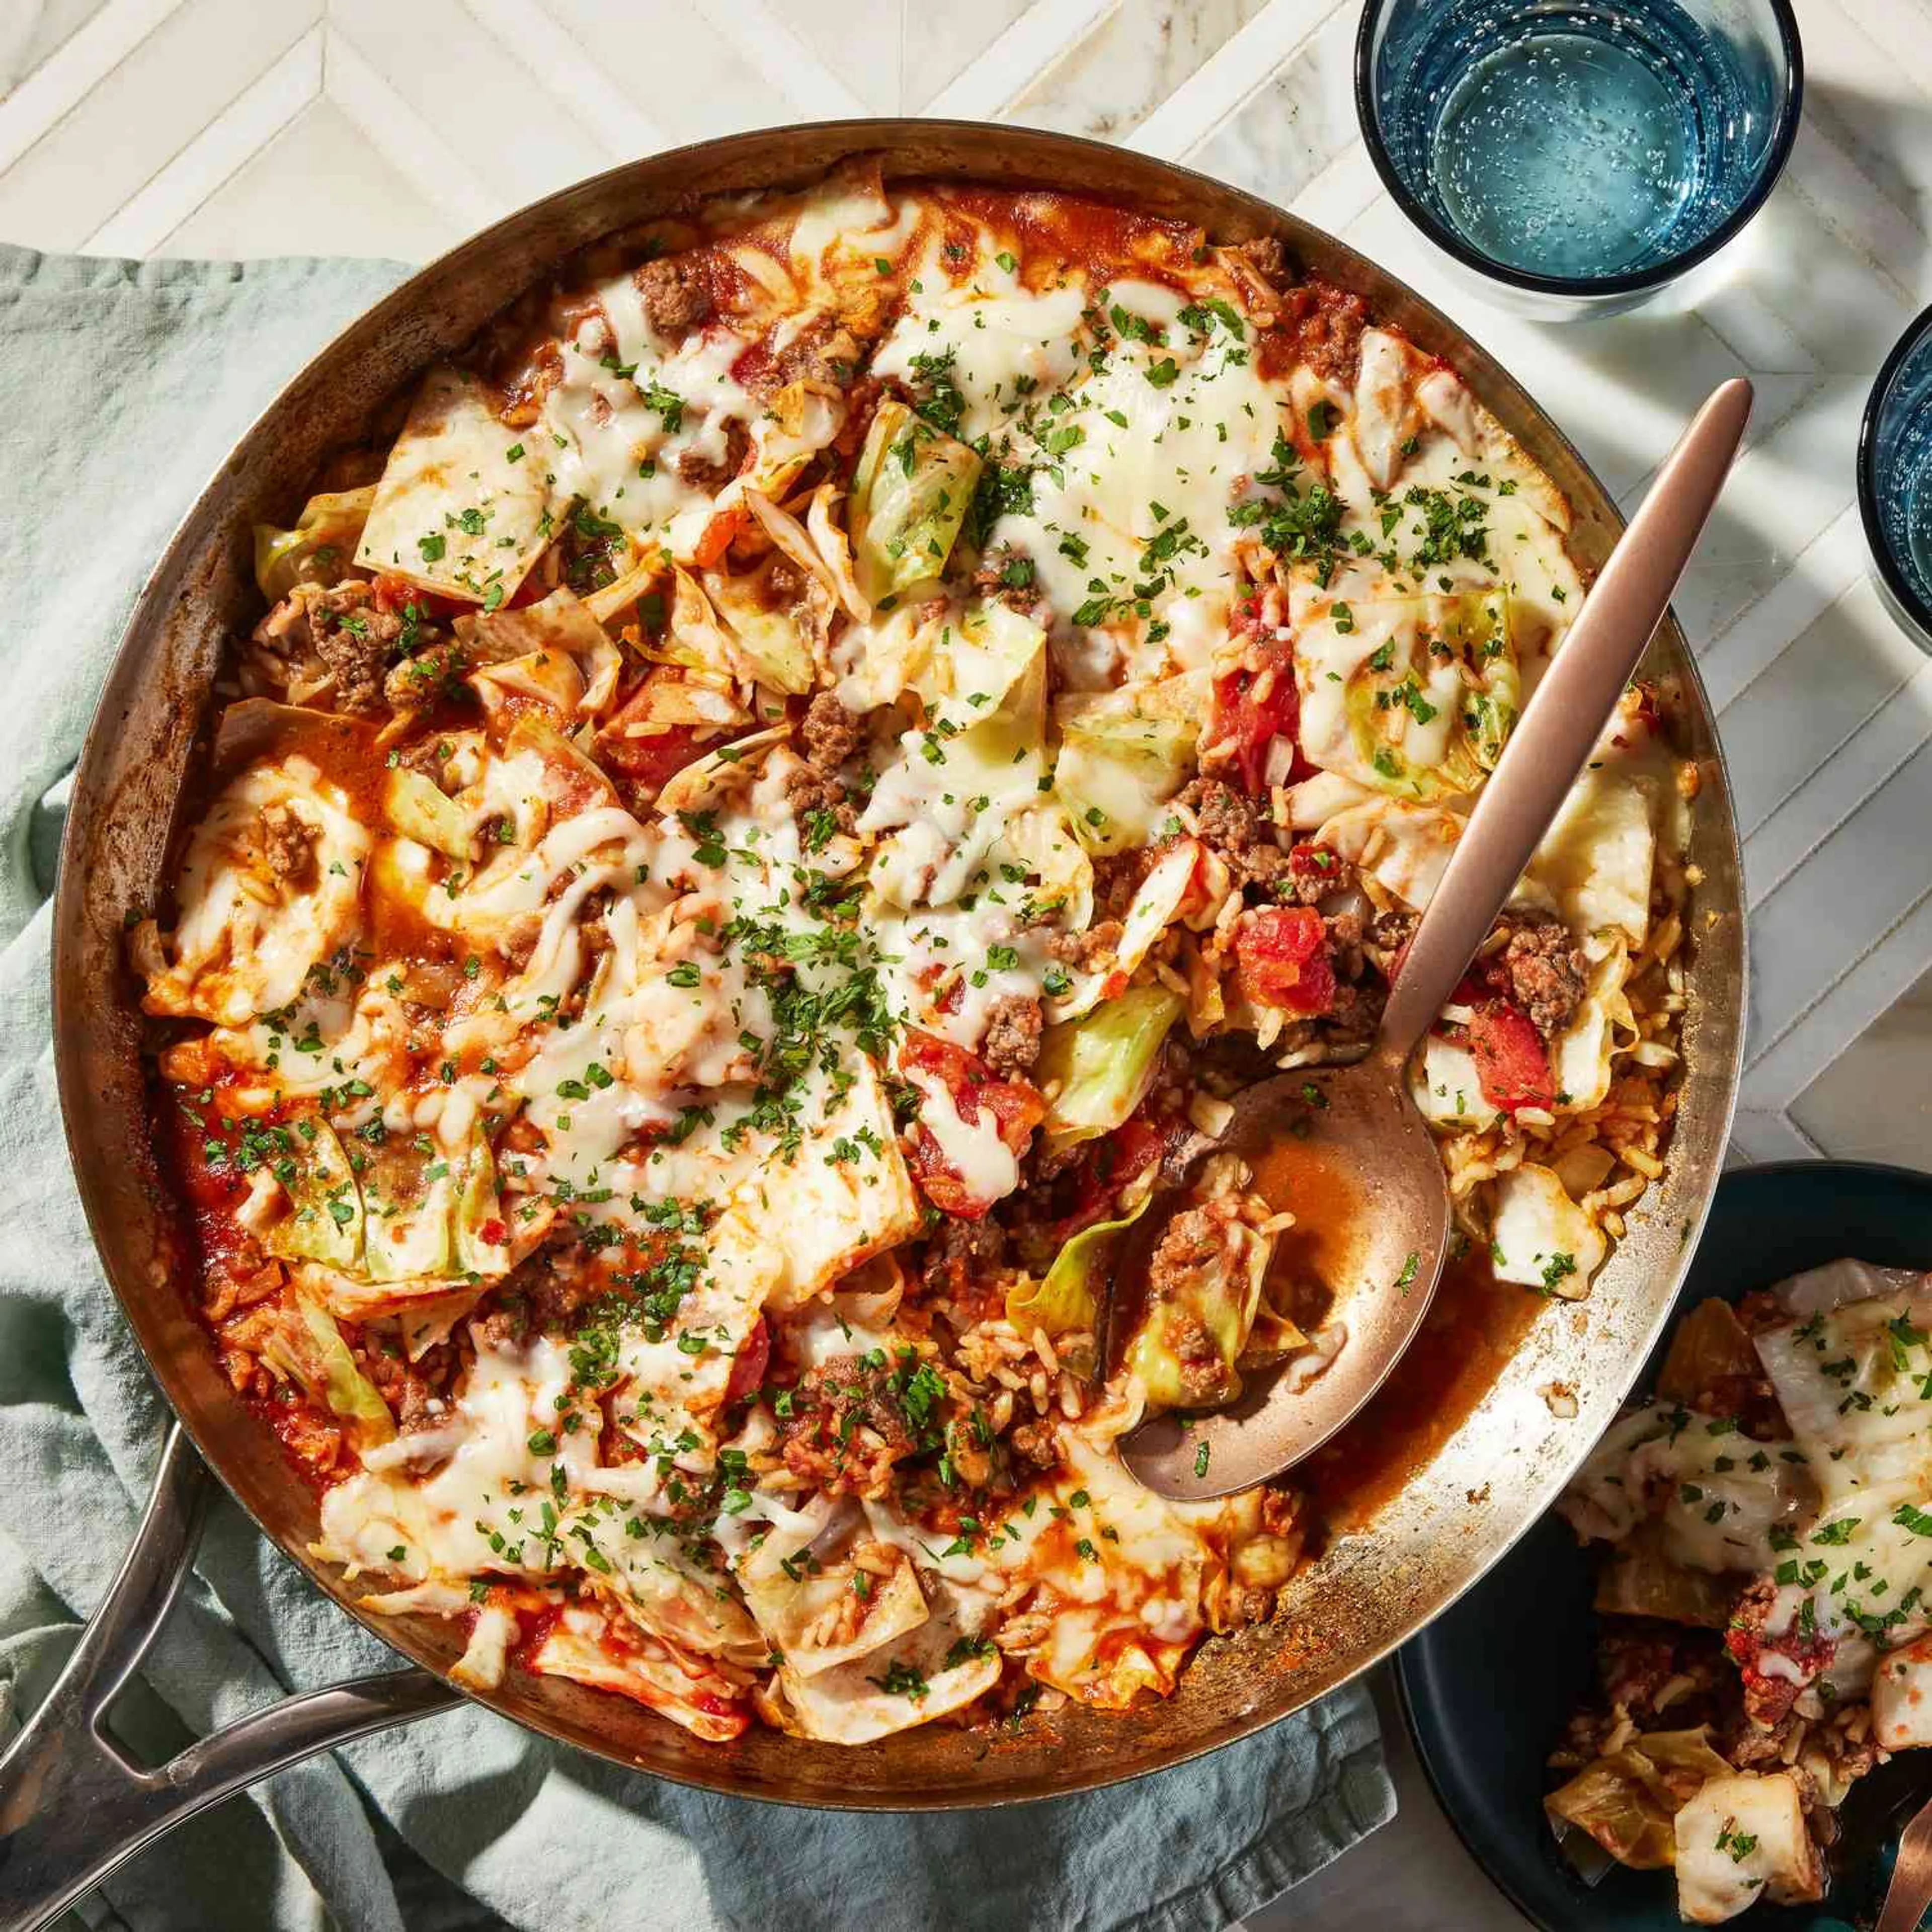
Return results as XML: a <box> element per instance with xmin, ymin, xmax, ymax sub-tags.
<box><xmin>1387</xmin><ymin>0</ymin><xmax>1767</xmax><ymax>280</ymax></box>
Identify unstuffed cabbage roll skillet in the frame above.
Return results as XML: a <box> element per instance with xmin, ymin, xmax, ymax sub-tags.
<box><xmin>126</xmin><ymin>155</ymin><xmax>1701</xmax><ymax>1752</ymax></box>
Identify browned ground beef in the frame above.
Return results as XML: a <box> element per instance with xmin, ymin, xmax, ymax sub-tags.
<box><xmin>1277</xmin><ymin>279</ymin><xmax>1369</xmax><ymax>385</ymax></box>
<box><xmin>1175</xmin><ymin>778</ymin><xmax>1293</xmax><ymax>889</ymax></box>
<box><xmin>1367</xmin><ymin>908</ymin><xmax>1417</xmax><ymax>958</ymax></box>
<box><xmin>777</xmin><ymin>1353</ymin><xmax>917</xmax><ymax>1497</ymax></box>
<box><xmin>787</xmin><ymin>692</ymin><xmax>864</xmax><ymax>832</ymax></box>
<box><xmin>1724</xmin><ymin>1578</ymin><xmax>1810</xmax><ymax>1729</ymax></box>
<box><xmin>259</xmin><ymin>802</ymin><xmax>316</xmax><ymax>886</ymax></box>
<box><xmin>637</xmin><ymin>256</ymin><xmax>712</xmax><ymax>337</ymax></box>
<box><xmin>1494</xmin><ymin>912</ymin><xmax>1588</xmax><ymax>1037</ymax></box>
<box><xmin>1325</xmin><ymin>909</ymin><xmax>1364</xmax><ymax>980</ymax></box>
<box><xmin>1598</xmin><ymin>1624</ymin><xmax>1691</xmax><ymax>1714</ymax></box>
<box><xmin>1092</xmin><ymin>848</ymin><xmax>1159</xmax><ymax>921</ymax></box>
<box><xmin>971</xmin><ymin>547</ymin><xmax>1042</xmax><ymax>614</ymax></box>
<box><xmin>384</xmin><ymin>639</ymin><xmax>465</xmax><ymax>713</ymax></box>
<box><xmin>1235</xmin><ymin>236</ymin><xmax>1287</xmax><ymax>286</ymax></box>
<box><xmin>1044</xmin><ymin>919</ymin><xmax>1123</xmax><ymax>968</ymax></box>
<box><xmin>920</xmin><ymin>1213</ymin><xmax>1008</xmax><ymax>1300</ymax></box>
<box><xmin>308</xmin><ymin>581</ymin><xmax>402</xmax><ymax>714</ymax></box>
<box><xmin>800</xmin><ymin>691</ymin><xmax>861</xmax><ymax>770</ymax></box>
<box><xmin>980</xmin><ymin>995</ymin><xmax>1042</xmax><ymax>1078</ymax></box>
<box><xmin>1008</xmin><ymin>1419</ymin><xmax>1061</xmax><ymax>1470</ymax></box>
<box><xmin>1142</xmin><ymin>1206</ymin><xmax>1233</xmax><ymax>1404</ymax></box>
<box><xmin>673</xmin><ymin>417</ymin><xmax>751</xmax><ymax>490</ymax></box>
<box><xmin>1278</xmin><ymin>845</ymin><xmax>1353</xmax><ymax>907</ymax></box>
<box><xmin>784</xmin><ymin>768</ymin><xmax>852</xmax><ymax>831</ymax></box>
<box><xmin>1723</xmin><ymin>1709</ymin><xmax>1805</xmax><ymax>1769</ymax></box>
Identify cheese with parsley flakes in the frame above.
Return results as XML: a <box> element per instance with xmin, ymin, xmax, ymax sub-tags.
<box><xmin>356</xmin><ymin>365</ymin><xmax>552</xmax><ymax>604</ymax></box>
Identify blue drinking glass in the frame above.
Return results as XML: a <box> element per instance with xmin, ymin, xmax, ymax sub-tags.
<box><xmin>1860</xmin><ymin>306</ymin><xmax>1932</xmax><ymax>654</ymax></box>
<box><xmin>1355</xmin><ymin>0</ymin><xmax>1803</xmax><ymax>317</ymax></box>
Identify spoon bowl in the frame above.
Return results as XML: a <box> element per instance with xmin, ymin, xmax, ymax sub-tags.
<box><xmin>1112</xmin><ymin>376</ymin><xmax>1756</xmax><ymax>1501</ymax></box>
<box><xmin>1118</xmin><ymin>1053</ymin><xmax>1452</xmax><ymax>1499</ymax></box>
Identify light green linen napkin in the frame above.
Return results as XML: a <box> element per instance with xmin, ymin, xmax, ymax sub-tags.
<box><xmin>0</xmin><ymin>242</ymin><xmax>1395</xmax><ymax>1932</ymax></box>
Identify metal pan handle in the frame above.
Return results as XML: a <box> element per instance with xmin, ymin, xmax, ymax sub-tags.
<box><xmin>0</xmin><ymin>1424</ymin><xmax>461</xmax><ymax>1932</ymax></box>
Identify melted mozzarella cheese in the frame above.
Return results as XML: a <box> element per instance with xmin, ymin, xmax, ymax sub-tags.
<box><xmin>538</xmin><ymin>319</ymin><xmax>763</xmax><ymax>563</ymax></box>
<box><xmin>905</xmin><ymin>1061</ymin><xmax>1019</xmax><ymax>1203</ymax></box>
<box><xmin>140</xmin><ymin>758</ymin><xmax>369</xmax><ymax>1027</ymax></box>
<box><xmin>997</xmin><ymin>332</ymin><xmax>1284</xmax><ymax>680</ymax></box>
<box><xmin>1561</xmin><ymin>1401</ymin><xmax>1816</xmax><ymax>1576</ymax></box>
<box><xmin>871</xmin><ymin>277</ymin><xmax>1086</xmax><ymax>445</ymax></box>
<box><xmin>357</xmin><ymin>366</ymin><xmax>552</xmax><ymax>603</ymax></box>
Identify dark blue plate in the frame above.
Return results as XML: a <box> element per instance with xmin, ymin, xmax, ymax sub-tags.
<box><xmin>1396</xmin><ymin>1161</ymin><xmax>1932</xmax><ymax>1931</ymax></box>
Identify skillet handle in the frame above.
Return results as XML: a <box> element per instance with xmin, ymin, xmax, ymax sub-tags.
<box><xmin>0</xmin><ymin>1424</ymin><xmax>461</xmax><ymax>1932</ymax></box>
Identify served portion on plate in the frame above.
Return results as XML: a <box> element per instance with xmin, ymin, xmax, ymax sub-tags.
<box><xmin>131</xmin><ymin>162</ymin><xmax>1692</xmax><ymax>1747</ymax></box>
<box><xmin>1551</xmin><ymin>1259</ymin><xmax>1932</xmax><ymax>1922</ymax></box>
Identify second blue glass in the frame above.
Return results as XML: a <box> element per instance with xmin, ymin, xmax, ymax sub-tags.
<box><xmin>1860</xmin><ymin>307</ymin><xmax>1932</xmax><ymax>654</ymax></box>
<box><xmin>1357</xmin><ymin>0</ymin><xmax>1802</xmax><ymax>315</ymax></box>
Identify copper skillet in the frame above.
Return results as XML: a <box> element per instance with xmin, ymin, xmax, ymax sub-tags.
<box><xmin>3</xmin><ymin>120</ymin><xmax>1746</xmax><ymax>1927</ymax></box>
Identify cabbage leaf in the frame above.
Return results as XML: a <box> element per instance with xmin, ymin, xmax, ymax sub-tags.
<box><xmin>259</xmin><ymin>1292</ymin><xmax>396</xmax><ymax>1450</ymax></box>
<box><xmin>453</xmin><ymin>1129</ymin><xmax>510</xmax><ymax>1277</ymax></box>
<box><xmin>382</xmin><ymin>767</ymin><xmax>471</xmax><ymax>859</ymax></box>
<box><xmin>849</xmin><ymin>398</ymin><xmax>982</xmax><ymax>605</ymax></box>
<box><xmin>1545</xmin><ymin>1727</ymin><xmax>1734</xmax><ymax>1872</ymax></box>
<box><xmin>1007</xmin><ymin>1195</ymin><xmax>1153</xmax><ymax>1347</ymax></box>
<box><xmin>362</xmin><ymin>1144</ymin><xmax>457</xmax><ymax>1281</ymax></box>
<box><xmin>1297</xmin><ymin>589</ymin><xmax>1517</xmax><ymax>801</ymax></box>
<box><xmin>253</xmin><ymin>486</ymin><xmax>376</xmax><ymax>603</ymax></box>
<box><xmin>1053</xmin><ymin>685</ymin><xmax>1199</xmax><ymax>856</ymax></box>
<box><xmin>259</xmin><ymin>1117</ymin><xmax>363</xmax><ymax>1270</ymax></box>
<box><xmin>703</xmin><ymin>560</ymin><xmax>817</xmax><ymax>694</ymax></box>
<box><xmin>1123</xmin><ymin>1161</ymin><xmax>1274</xmax><ymax>1411</ymax></box>
<box><xmin>1036</xmin><ymin>986</ymin><xmax>1183</xmax><ymax>1157</ymax></box>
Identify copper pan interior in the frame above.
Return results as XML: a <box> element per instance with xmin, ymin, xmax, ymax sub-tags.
<box><xmin>50</xmin><ymin>120</ymin><xmax>1745</xmax><ymax>1809</ymax></box>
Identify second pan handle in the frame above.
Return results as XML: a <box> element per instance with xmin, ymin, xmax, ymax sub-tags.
<box><xmin>0</xmin><ymin>1424</ymin><xmax>462</xmax><ymax>1932</ymax></box>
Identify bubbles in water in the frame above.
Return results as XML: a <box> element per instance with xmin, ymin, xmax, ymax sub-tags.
<box><xmin>1379</xmin><ymin>0</ymin><xmax>1765</xmax><ymax>282</ymax></box>
<box><xmin>1897</xmin><ymin>419</ymin><xmax>1932</xmax><ymax>608</ymax></box>
<box><xmin>1876</xmin><ymin>337</ymin><xmax>1932</xmax><ymax>616</ymax></box>
<box><xmin>1432</xmin><ymin>32</ymin><xmax>1697</xmax><ymax>277</ymax></box>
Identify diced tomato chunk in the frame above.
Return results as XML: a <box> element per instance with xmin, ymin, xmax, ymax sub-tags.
<box><xmin>1211</xmin><ymin>632</ymin><xmax>1310</xmax><ymax>794</ymax></box>
<box><xmin>1723</xmin><ymin>1622</ymin><xmax>1834</xmax><ymax>1730</ymax></box>
<box><xmin>479</xmin><ymin>1217</ymin><xmax>508</xmax><ymax>1248</ymax></box>
<box><xmin>729</xmin><ymin>338</ymin><xmax>774</xmax><ymax>389</ymax></box>
<box><xmin>510</xmin><ymin>1602</ymin><xmax>566</xmax><ymax>1673</ymax></box>
<box><xmin>1466</xmin><ymin>1000</ymin><xmax>1556</xmax><ymax>1113</ymax></box>
<box><xmin>899</xmin><ymin>1028</ymin><xmax>1045</xmax><ymax>1219</ymax></box>
<box><xmin>691</xmin><ymin>505</ymin><xmax>745</xmax><ymax>571</ymax></box>
<box><xmin>370</xmin><ymin>572</ymin><xmax>462</xmax><ymax>622</ymax></box>
<box><xmin>725</xmin><ymin>1316</ymin><xmax>770</xmax><ymax>1404</ymax></box>
<box><xmin>1105</xmin><ymin>1115</ymin><xmax>1165</xmax><ymax>1192</ymax></box>
<box><xmin>977</xmin><ymin>1077</ymin><xmax>1047</xmax><ymax>1149</ymax></box>
<box><xmin>1235</xmin><ymin>906</ymin><xmax>1335</xmax><ymax>1016</ymax></box>
<box><xmin>904</xmin><ymin>1142</ymin><xmax>981</xmax><ymax>1219</ymax></box>
<box><xmin>597</xmin><ymin>715</ymin><xmax>705</xmax><ymax>788</ymax></box>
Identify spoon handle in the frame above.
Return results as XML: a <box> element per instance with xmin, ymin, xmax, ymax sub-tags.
<box><xmin>1877</xmin><ymin>1785</ymin><xmax>1932</xmax><ymax>1932</ymax></box>
<box><xmin>1376</xmin><ymin>377</ymin><xmax>1754</xmax><ymax>1067</ymax></box>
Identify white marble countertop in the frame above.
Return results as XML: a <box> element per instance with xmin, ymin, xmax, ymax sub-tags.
<box><xmin>6</xmin><ymin>2</ymin><xmax>1931</xmax><ymax>1926</ymax></box>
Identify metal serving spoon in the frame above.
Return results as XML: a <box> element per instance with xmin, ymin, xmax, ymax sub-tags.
<box><xmin>1877</xmin><ymin>1788</ymin><xmax>1932</xmax><ymax>1931</ymax></box>
<box><xmin>1110</xmin><ymin>377</ymin><xmax>1755</xmax><ymax>1501</ymax></box>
